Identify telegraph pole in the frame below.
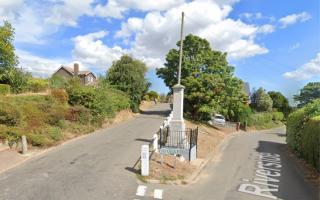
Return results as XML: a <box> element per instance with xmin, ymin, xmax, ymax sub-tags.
<box><xmin>177</xmin><ymin>12</ymin><xmax>184</xmax><ymax>85</ymax></box>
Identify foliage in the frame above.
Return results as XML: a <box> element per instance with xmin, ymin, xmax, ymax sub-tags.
<box><xmin>159</xmin><ymin>93</ymin><xmax>169</xmax><ymax>103</ymax></box>
<box><xmin>234</xmin><ymin>104</ymin><xmax>252</xmax><ymax>124</ymax></box>
<box><xmin>294</xmin><ymin>82</ymin><xmax>320</xmax><ymax>107</ymax></box>
<box><xmin>67</xmin><ymin>83</ymin><xmax>130</xmax><ymax>123</ymax></box>
<box><xmin>0</xmin><ymin>101</ymin><xmax>21</xmax><ymax>126</ymax></box>
<box><xmin>301</xmin><ymin>116</ymin><xmax>320</xmax><ymax>171</ymax></box>
<box><xmin>146</xmin><ymin>91</ymin><xmax>159</xmax><ymax>101</ymax></box>
<box><xmin>156</xmin><ymin>34</ymin><xmax>248</xmax><ymax>121</ymax></box>
<box><xmin>0</xmin><ymin>21</ymin><xmax>19</xmax><ymax>81</ymax></box>
<box><xmin>26</xmin><ymin>78</ymin><xmax>48</xmax><ymax>92</ymax></box>
<box><xmin>247</xmin><ymin>112</ymin><xmax>273</xmax><ymax>127</ymax></box>
<box><xmin>106</xmin><ymin>55</ymin><xmax>150</xmax><ymax>112</ymax></box>
<box><xmin>286</xmin><ymin>99</ymin><xmax>320</xmax><ymax>157</ymax></box>
<box><xmin>50</xmin><ymin>89</ymin><xmax>69</xmax><ymax>104</ymax></box>
<box><xmin>268</xmin><ymin>91</ymin><xmax>291</xmax><ymax>116</ymax></box>
<box><xmin>0</xmin><ymin>126</ymin><xmax>21</xmax><ymax>147</ymax></box>
<box><xmin>49</xmin><ymin>75</ymin><xmax>68</xmax><ymax>89</ymax></box>
<box><xmin>251</xmin><ymin>87</ymin><xmax>273</xmax><ymax>112</ymax></box>
<box><xmin>271</xmin><ymin>112</ymin><xmax>284</xmax><ymax>121</ymax></box>
<box><xmin>65</xmin><ymin>105</ymin><xmax>92</xmax><ymax>125</ymax></box>
<box><xmin>0</xmin><ymin>84</ymin><xmax>10</xmax><ymax>95</ymax></box>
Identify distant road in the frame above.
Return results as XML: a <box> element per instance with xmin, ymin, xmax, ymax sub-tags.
<box><xmin>0</xmin><ymin>103</ymin><xmax>170</xmax><ymax>200</ymax></box>
<box><xmin>160</xmin><ymin>127</ymin><xmax>318</xmax><ymax>200</ymax></box>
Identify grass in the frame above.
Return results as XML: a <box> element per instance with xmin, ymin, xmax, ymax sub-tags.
<box><xmin>254</xmin><ymin>121</ymin><xmax>284</xmax><ymax>130</ymax></box>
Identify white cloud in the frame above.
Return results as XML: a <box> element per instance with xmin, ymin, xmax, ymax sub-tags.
<box><xmin>117</xmin><ymin>0</ymin><xmax>270</xmax><ymax>64</ymax></box>
<box><xmin>72</xmin><ymin>31</ymin><xmax>126</xmax><ymax>70</ymax></box>
<box><xmin>283</xmin><ymin>53</ymin><xmax>320</xmax><ymax>80</ymax></box>
<box><xmin>45</xmin><ymin>0</ymin><xmax>94</xmax><ymax>27</ymax></box>
<box><xmin>279</xmin><ymin>12</ymin><xmax>311</xmax><ymax>28</ymax></box>
<box><xmin>17</xmin><ymin>49</ymin><xmax>68</xmax><ymax>77</ymax></box>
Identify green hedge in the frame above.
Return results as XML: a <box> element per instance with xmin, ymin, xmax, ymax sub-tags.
<box><xmin>286</xmin><ymin>99</ymin><xmax>320</xmax><ymax>171</ymax></box>
<box><xmin>0</xmin><ymin>84</ymin><xmax>10</xmax><ymax>95</ymax></box>
<box><xmin>26</xmin><ymin>78</ymin><xmax>48</xmax><ymax>92</ymax></box>
<box><xmin>272</xmin><ymin>111</ymin><xmax>284</xmax><ymax>121</ymax></box>
<box><xmin>247</xmin><ymin>112</ymin><xmax>273</xmax><ymax>126</ymax></box>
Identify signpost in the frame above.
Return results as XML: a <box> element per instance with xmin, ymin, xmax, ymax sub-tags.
<box><xmin>141</xmin><ymin>145</ymin><xmax>149</xmax><ymax>176</ymax></box>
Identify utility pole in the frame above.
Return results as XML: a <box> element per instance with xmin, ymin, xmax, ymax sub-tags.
<box><xmin>177</xmin><ymin>12</ymin><xmax>184</xmax><ymax>85</ymax></box>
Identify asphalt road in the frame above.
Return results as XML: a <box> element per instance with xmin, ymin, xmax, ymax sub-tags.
<box><xmin>156</xmin><ymin>127</ymin><xmax>319</xmax><ymax>200</ymax></box>
<box><xmin>0</xmin><ymin>104</ymin><xmax>318</xmax><ymax>200</ymax></box>
<box><xmin>0</xmin><ymin>103</ymin><xmax>170</xmax><ymax>200</ymax></box>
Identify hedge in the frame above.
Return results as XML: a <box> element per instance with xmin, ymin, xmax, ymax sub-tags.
<box><xmin>301</xmin><ymin>116</ymin><xmax>320</xmax><ymax>171</ymax></box>
<box><xmin>272</xmin><ymin>111</ymin><xmax>284</xmax><ymax>121</ymax></box>
<box><xmin>0</xmin><ymin>84</ymin><xmax>10</xmax><ymax>95</ymax></box>
<box><xmin>286</xmin><ymin>99</ymin><xmax>320</xmax><ymax>171</ymax></box>
<box><xmin>247</xmin><ymin>112</ymin><xmax>273</xmax><ymax>126</ymax></box>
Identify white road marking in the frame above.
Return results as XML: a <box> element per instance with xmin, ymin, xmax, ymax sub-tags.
<box><xmin>154</xmin><ymin>189</ymin><xmax>163</xmax><ymax>199</ymax></box>
<box><xmin>136</xmin><ymin>185</ymin><xmax>147</xmax><ymax>197</ymax></box>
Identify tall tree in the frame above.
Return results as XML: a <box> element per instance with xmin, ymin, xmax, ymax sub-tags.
<box><xmin>251</xmin><ymin>87</ymin><xmax>273</xmax><ymax>112</ymax></box>
<box><xmin>268</xmin><ymin>91</ymin><xmax>291</xmax><ymax>116</ymax></box>
<box><xmin>294</xmin><ymin>82</ymin><xmax>320</xmax><ymax>107</ymax></box>
<box><xmin>157</xmin><ymin>34</ymin><xmax>248</xmax><ymax>120</ymax></box>
<box><xmin>0</xmin><ymin>21</ymin><xmax>19</xmax><ymax>82</ymax></box>
<box><xmin>106</xmin><ymin>55</ymin><xmax>150</xmax><ymax>112</ymax></box>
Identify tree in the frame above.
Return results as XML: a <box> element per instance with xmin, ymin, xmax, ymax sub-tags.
<box><xmin>251</xmin><ymin>87</ymin><xmax>273</xmax><ymax>112</ymax></box>
<box><xmin>0</xmin><ymin>21</ymin><xmax>28</xmax><ymax>93</ymax></box>
<box><xmin>294</xmin><ymin>82</ymin><xmax>320</xmax><ymax>107</ymax></box>
<box><xmin>156</xmin><ymin>34</ymin><xmax>248</xmax><ymax>120</ymax></box>
<box><xmin>146</xmin><ymin>91</ymin><xmax>159</xmax><ymax>100</ymax></box>
<box><xmin>106</xmin><ymin>55</ymin><xmax>150</xmax><ymax>112</ymax></box>
<box><xmin>268</xmin><ymin>91</ymin><xmax>291</xmax><ymax>116</ymax></box>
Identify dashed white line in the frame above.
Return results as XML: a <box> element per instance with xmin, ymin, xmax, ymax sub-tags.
<box><xmin>136</xmin><ymin>185</ymin><xmax>147</xmax><ymax>197</ymax></box>
<box><xmin>154</xmin><ymin>189</ymin><xmax>163</xmax><ymax>199</ymax></box>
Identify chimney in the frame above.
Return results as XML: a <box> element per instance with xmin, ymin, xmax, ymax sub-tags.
<box><xmin>74</xmin><ymin>63</ymin><xmax>79</xmax><ymax>77</ymax></box>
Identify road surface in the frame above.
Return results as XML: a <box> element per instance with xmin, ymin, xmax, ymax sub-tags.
<box><xmin>152</xmin><ymin>127</ymin><xmax>318</xmax><ymax>200</ymax></box>
<box><xmin>0</xmin><ymin>104</ymin><xmax>318</xmax><ymax>200</ymax></box>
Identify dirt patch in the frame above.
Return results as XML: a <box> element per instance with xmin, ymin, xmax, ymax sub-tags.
<box><xmin>141</xmin><ymin>120</ymin><xmax>237</xmax><ymax>184</ymax></box>
<box><xmin>101</xmin><ymin>109</ymin><xmax>136</xmax><ymax>128</ymax></box>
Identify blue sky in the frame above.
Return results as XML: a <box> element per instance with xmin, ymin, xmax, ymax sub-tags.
<box><xmin>0</xmin><ymin>0</ymin><xmax>319</xmax><ymax>101</ymax></box>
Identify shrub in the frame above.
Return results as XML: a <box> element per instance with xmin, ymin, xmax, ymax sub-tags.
<box><xmin>0</xmin><ymin>101</ymin><xmax>21</xmax><ymax>126</ymax></box>
<box><xmin>301</xmin><ymin>116</ymin><xmax>320</xmax><ymax>171</ymax></box>
<box><xmin>272</xmin><ymin>112</ymin><xmax>284</xmax><ymax>121</ymax></box>
<box><xmin>50</xmin><ymin>89</ymin><xmax>68</xmax><ymax>104</ymax></box>
<box><xmin>48</xmin><ymin>127</ymin><xmax>63</xmax><ymax>141</ymax></box>
<box><xmin>0</xmin><ymin>84</ymin><xmax>10</xmax><ymax>95</ymax></box>
<box><xmin>28</xmin><ymin>133</ymin><xmax>52</xmax><ymax>146</ymax></box>
<box><xmin>65</xmin><ymin>105</ymin><xmax>92</xmax><ymax>124</ymax></box>
<box><xmin>286</xmin><ymin>99</ymin><xmax>320</xmax><ymax>170</ymax></box>
<box><xmin>247</xmin><ymin>112</ymin><xmax>273</xmax><ymax>126</ymax></box>
<box><xmin>26</xmin><ymin>78</ymin><xmax>48</xmax><ymax>92</ymax></box>
<box><xmin>0</xmin><ymin>126</ymin><xmax>21</xmax><ymax>147</ymax></box>
<box><xmin>49</xmin><ymin>75</ymin><xmax>68</xmax><ymax>89</ymax></box>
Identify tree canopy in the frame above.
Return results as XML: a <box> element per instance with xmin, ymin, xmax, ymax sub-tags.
<box><xmin>0</xmin><ymin>21</ymin><xmax>28</xmax><ymax>93</ymax></box>
<box><xmin>294</xmin><ymin>82</ymin><xmax>320</xmax><ymax>107</ymax></box>
<box><xmin>250</xmin><ymin>87</ymin><xmax>273</xmax><ymax>112</ymax></box>
<box><xmin>268</xmin><ymin>91</ymin><xmax>291</xmax><ymax>116</ymax></box>
<box><xmin>156</xmin><ymin>34</ymin><xmax>248</xmax><ymax>121</ymax></box>
<box><xmin>106</xmin><ymin>55</ymin><xmax>150</xmax><ymax>112</ymax></box>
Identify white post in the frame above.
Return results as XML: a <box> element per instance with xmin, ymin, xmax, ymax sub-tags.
<box><xmin>153</xmin><ymin>134</ymin><xmax>158</xmax><ymax>153</ymax></box>
<box><xmin>141</xmin><ymin>145</ymin><xmax>149</xmax><ymax>176</ymax></box>
<box><xmin>21</xmin><ymin>135</ymin><xmax>28</xmax><ymax>154</ymax></box>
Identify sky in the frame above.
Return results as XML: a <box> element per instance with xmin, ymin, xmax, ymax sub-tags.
<box><xmin>0</xmin><ymin>0</ymin><xmax>319</xmax><ymax>101</ymax></box>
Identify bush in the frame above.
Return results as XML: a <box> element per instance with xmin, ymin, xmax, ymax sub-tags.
<box><xmin>48</xmin><ymin>127</ymin><xmax>63</xmax><ymax>141</ymax></box>
<box><xmin>49</xmin><ymin>75</ymin><xmax>68</xmax><ymax>89</ymax></box>
<box><xmin>247</xmin><ymin>112</ymin><xmax>273</xmax><ymax>126</ymax></box>
<box><xmin>272</xmin><ymin>112</ymin><xmax>284</xmax><ymax>121</ymax></box>
<box><xmin>50</xmin><ymin>89</ymin><xmax>68</xmax><ymax>104</ymax></box>
<box><xmin>301</xmin><ymin>116</ymin><xmax>320</xmax><ymax>171</ymax></box>
<box><xmin>0</xmin><ymin>126</ymin><xmax>21</xmax><ymax>147</ymax></box>
<box><xmin>0</xmin><ymin>101</ymin><xmax>21</xmax><ymax>126</ymax></box>
<box><xmin>26</xmin><ymin>78</ymin><xmax>48</xmax><ymax>92</ymax></box>
<box><xmin>286</xmin><ymin>99</ymin><xmax>320</xmax><ymax>171</ymax></box>
<box><xmin>65</xmin><ymin>105</ymin><xmax>92</xmax><ymax>124</ymax></box>
<box><xmin>28</xmin><ymin>133</ymin><xmax>52</xmax><ymax>146</ymax></box>
<box><xmin>0</xmin><ymin>84</ymin><xmax>10</xmax><ymax>95</ymax></box>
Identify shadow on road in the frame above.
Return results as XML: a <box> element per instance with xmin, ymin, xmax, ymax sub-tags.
<box><xmin>135</xmin><ymin>138</ymin><xmax>152</xmax><ymax>143</ymax></box>
<box><xmin>255</xmin><ymin>140</ymin><xmax>318</xmax><ymax>200</ymax></box>
<box><xmin>139</xmin><ymin>109</ymin><xmax>170</xmax><ymax>117</ymax></box>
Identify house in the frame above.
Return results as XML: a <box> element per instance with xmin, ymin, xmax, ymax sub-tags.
<box><xmin>52</xmin><ymin>63</ymin><xmax>96</xmax><ymax>85</ymax></box>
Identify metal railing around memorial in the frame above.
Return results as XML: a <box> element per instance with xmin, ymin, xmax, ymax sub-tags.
<box><xmin>158</xmin><ymin>127</ymin><xmax>198</xmax><ymax>150</ymax></box>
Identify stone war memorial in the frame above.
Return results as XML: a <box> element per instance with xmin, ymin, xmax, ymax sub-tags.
<box><xmin>157</xmin><ymin>12</ymin><xmax>198</xmax><ymax>161</ymax></box>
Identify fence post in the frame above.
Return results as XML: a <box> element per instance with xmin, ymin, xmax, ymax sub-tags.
<box><xmin>21</xmin><ymin>135</ymin><xmax>28</xmax><ymax>154</ymax></box>
<box><xmin>141</xmin><ymin>145</ymin><xmax>149</xmax><ymax>176</ymax></box>
<box><xmin>153</xmin><ymin>133</ymin><xmax>158</xmax><ymax>153</ymax></box>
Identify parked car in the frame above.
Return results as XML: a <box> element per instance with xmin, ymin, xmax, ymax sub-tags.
<box><xmin>210</xmin><ymin>114</ymin><xmax>226</xmax><ymax>126</ymax></box>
